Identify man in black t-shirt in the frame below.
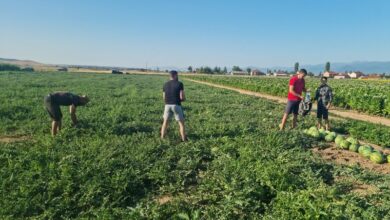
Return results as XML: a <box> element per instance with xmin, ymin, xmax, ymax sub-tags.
<box><xmin>44</xmin><ymin>92</ymin><xmax>89</xmax><ymax>136</ymax></box>
<box><xmin>161</xmin><ymin>70</ymin><xmax>187</xmax><ymax>141</ymax></box>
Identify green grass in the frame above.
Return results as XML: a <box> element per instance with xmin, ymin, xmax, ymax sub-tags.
<box><xmin>1</xmin><ymin>71</ymin><xmax>390</xmax><ymax>219</ymax></box>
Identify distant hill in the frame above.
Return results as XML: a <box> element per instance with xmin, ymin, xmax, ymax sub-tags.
<box><xmin>263</xmin><ymin>61</ymin><xmax>390</xmax><ymax>74</ymax></box>
<box><xmin>0</xmin><ymin>58</ymin><xmax>44</xmax><ymax>67</ymax></box>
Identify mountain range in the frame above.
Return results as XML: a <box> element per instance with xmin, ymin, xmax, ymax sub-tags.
<box><xmin>1</xmin><ymin>58</ymin><xmax>390</xmax><ymax>74</ymax></box>
<box><xmin>265</xmin><ymin>61</ymin><xmax>390</xmax><ymax>74</ymax></box>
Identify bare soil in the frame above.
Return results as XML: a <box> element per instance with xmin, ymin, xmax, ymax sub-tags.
<box><xmin>156</xmin><ymin>195</ymin><xmax>173</xmax><ymax>205</ymax></box>
<box><xmin>312</xmin><ymin>143</ymin><xmax>390</xmax><ymax>175</ymax></box>
<box><xmin>0</xmin><ymin>135</ymin><xmax>30</xmax><ymax>143</ymax></box>
<box><xmin>334</xmin><ymin>176</ymin><xmax>380</xmax><ymax>196</ymax></box>
<box><xmin>185</xmin><ymin>78</ymin><xmax>390</xmax><ymax>127</ymax></box>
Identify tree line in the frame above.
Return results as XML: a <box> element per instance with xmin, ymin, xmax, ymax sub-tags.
<box><xmin>0</xmin><ymin>64</ymin><xmax>34</xmax><ymax>72</ymax></box>
<box><xmin>187</xmin><ymin>65</ymin><xmax>255</xmax><ymax>74</ymax></box>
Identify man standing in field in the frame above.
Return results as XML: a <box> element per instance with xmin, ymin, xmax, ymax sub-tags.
<box><xmin>314</xmin><ymin>77</ymin><xmax>333</xmax><ymax>130</ymax></box>
<box><xmin>44</xmin><ymin>92</ymin><xmax>89</xmax><ymax>136</ymax></box>
<box><xmin>161</xmin><ymin>70</ymin><xmax>187</xmax><ymax>142</ymax></box>
<box><xmin>279</xmin><ymin>69</ymin><xmax>307</xmax><ymax>130</ymax></box>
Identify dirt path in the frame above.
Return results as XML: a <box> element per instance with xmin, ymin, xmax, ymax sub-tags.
<box><xmin>185</xmin><ymin>78</ymin><xmax>390</xmax><ymax>127</ymax></box>
<box><xmin>0</xmin><ymin>135</ymin><xmax>30</xmax><ymax>143</ymax></box>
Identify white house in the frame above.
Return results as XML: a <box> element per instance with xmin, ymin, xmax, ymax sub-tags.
<box><xmin>334</xmin><ymin>74</ymin><xmax>350</xmax><ymax>79</ymax></box>
<box><xmin>348</xmin><ymin>71</ymin><xmax>364</xmax><ymax>79</ymax></box>
<box><xmin>273</xmin><ymin>71</ymin><xmax>289</xmax><ymax>77</ymax></box>
<box><xmin>250</xmin><ymin>69</ymin><xmax>265</xmax><ymax>76</ymax></box>
<box><xmin>322</xmin><ymin>71</ymin><xmax>338</xmax><ymax>78</ymax></box>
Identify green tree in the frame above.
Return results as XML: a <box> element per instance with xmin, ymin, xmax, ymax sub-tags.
<box><xmin>232</xmin><ymin>66</ymin><xmax>242</xmax><ymax>71</ymax></box>
<box><xmin>213</xmin><ymin>66</ymin><xmax>221</xmax><ymax>74</ymax></box>
<box><xmin>325</xmin><ymin>62</ymin><xmax>331</xmax><ymax>72</ymax></box>
<box><xmin>246</xmin><ymin>68</ymin><xmax>252</xmax><ymax>74</ymax></box>
<box><xmin>188</xmin><ymin>66</ymin><xmax>193</xmax><ymax>72</ymax></box>
<box><xmin>0</xmin><ymin>64</ymin><xmax>21</xmax><ymax>71</ymax></box>
<box><xmin>294</xmin><ymin>62</ymin><xmax>299</xmax><ymax>72</ymax></box>
<box><xmin>223</xmin><ymin>66</ymin><xmax>228</xmax><ymax>74</ymax></box>
<box><xmin>198</xmin><ymin>66</ymin><xmax>213</xmax><ymax>74</ymax></box>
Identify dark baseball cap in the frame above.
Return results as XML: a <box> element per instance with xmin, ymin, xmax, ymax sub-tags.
<box><xmin>299</xmin><ymin>69</ymin><xmax>307</xmax><ymax>75</ymax></box>
<box><xmin>169</xmin><ymin>70</ymin><xmax>178</xmax><ymax>76</ymax></box>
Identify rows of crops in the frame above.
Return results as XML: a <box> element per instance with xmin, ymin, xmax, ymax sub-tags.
<box><xmin>1</xmin><ymin>72</ymin><xmax>390</xmax><ymax>219</ymax></box>
<box><xmin>184</xmin><ymin>75</ymin><xmax>390</xmax><ymax>117</ymax></box>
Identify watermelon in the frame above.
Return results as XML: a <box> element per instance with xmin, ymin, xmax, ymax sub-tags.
<box><xmin>310</xmin><ymin>130</ymin><xmax>321</xmax><ymax>139</ymax></box>
<box><xmin>387</xmin><ymin>155</ymin><xmax>390</xmax><ymax>163</ymax></box>
<box><xmin>319</xmin><ymin>133</ymin><xmax>326</xmax><ymax>140</ymax></box>
<box><xmin>303</xmin><ymin>129</ymin><xmax>308</xmax><ymax>134</ymax></box>
<box><xmin>340</xmin><ymin>140</ymin><xmax>350</xmax><ymax>150</ymax></box>
<box><xmin>370</xmin><ymin>151</ymin><xmax>385</xmax><ymax>164</ymax></box>
<box><xmin>329</xmin><ymin>132</ymin><xmax>337</xmax><ymax>137</ymax></box>
<box><xmin>358</xmin><ymin>146</ymin><xmax>365</xmax><ymax>154</ymax></box>
<box><xmin>335</xmin><ymin>135</ymin><xmax>344</xmax><ymax>146</ymax></box>
<box><xmin>359</xmin><ymin>145</ymin><xmax>373</xmax><ymax>154</ymax></box>
<box><xmin>325</xmin><ymin>134</ymin><xmax>335</xmax><ymax>142</ymax></box>
<box><xmin>346</xmin><ymin>137</ymin><xmax>359</xmax><ymax>145</ymax></box>
<box><xmin>318</xmin><ymin>128</ymin><xmax>326</xmax><ymax>134</ymax></box>
<box><xmin>361</xmin><ymin>148</ymin><xmax>373</xmax><ymax>158</ymax></box>
<box><xmin>349</xmin><ymin>143</ymin><xmax>360</xmax><ymax>152</ymax></box>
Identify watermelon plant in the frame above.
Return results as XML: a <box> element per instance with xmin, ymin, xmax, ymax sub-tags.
<box><xmin>1</xmin><ymin>71</ymin><xmax>390</xmax><ymax>219</ymax></box>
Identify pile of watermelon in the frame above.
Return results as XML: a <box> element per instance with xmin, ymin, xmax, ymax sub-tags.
<box><xmin>304</xmin><ymin>126</ymin><xmax>389</xmax><ymax>164</ymax></box>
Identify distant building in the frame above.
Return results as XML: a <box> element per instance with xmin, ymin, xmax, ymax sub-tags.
<box><xmin>250</xmin><ymin>69</ymin><xmax>265</xmax><ymax>76</ymax></box>
<box><xmin>334</xmin><ymin>74</ymin><xmax>350</xmax><ymax>79</ymax></box>
<box><xmin>348</xmin><ymin>71</ymin><xmax>364</xmax><ymax>79</ymax></box>
<box><xmin>323</xmin><ymin>71</ymin><xmax>338</xmax><ymax>78</ymax></box>
<box><xmin>273</xmin><ymin>71</ymin><xmax>289</xmax><ymax>77</ymax></box>
<box><xmin>230</xmin><ymin>71</ymin><xmax>249</xmax><ymax>75</ymax></box>
<box><xmin>359</xmin><ymin>74</ymin><xmax>383</xmax><ymax>79</ymax></box>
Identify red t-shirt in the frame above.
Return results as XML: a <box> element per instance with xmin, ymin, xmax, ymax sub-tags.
<box><xmin>287</xmin><ymin>76</ymin><xmax>305</xmax><ymax>101</ymax></box>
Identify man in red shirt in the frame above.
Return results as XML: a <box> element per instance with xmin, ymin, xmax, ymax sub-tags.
<box><xmin>279</xmin><ymin>69</ymin><xmax>307</xmax><ymax>130</ymax></box>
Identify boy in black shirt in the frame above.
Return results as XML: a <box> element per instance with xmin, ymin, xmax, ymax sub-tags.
<box><xmin>161</xmin><ymin>70</ymin><xmax>187</xmax><ymax>141</ymax></box>
<box><xmin>314</xmin><ymin>77</ymin><xmax>333</xmax><ymax>130</ymax></box>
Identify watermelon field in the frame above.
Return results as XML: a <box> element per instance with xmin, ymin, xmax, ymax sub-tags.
<box><xmin>184</xmin><ymin>75</ymin><xmax>390</xmax><ymax>117</ymax></box>
<box><xmin>2</xmin><ymin>71</ymin><xmax>390</xmax><ymax>219</ymax></box>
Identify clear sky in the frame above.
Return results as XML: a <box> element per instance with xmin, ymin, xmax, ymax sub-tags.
<box><xmin>1</xmin><ymin>0</ymin><xmax>389</xmax><ymax>68</ymax></box>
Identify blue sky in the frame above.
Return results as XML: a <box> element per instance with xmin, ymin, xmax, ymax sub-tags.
<box><xmin>1</xmin><ymin>0</ymin><xmax>389</xmax><ymax>68</ymax></box>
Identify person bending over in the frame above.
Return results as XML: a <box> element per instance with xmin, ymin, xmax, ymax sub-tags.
<box><xmin>44</xmin><ymin>92</ymin><xmax>89</xmax><ymax>136</ymax></box>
